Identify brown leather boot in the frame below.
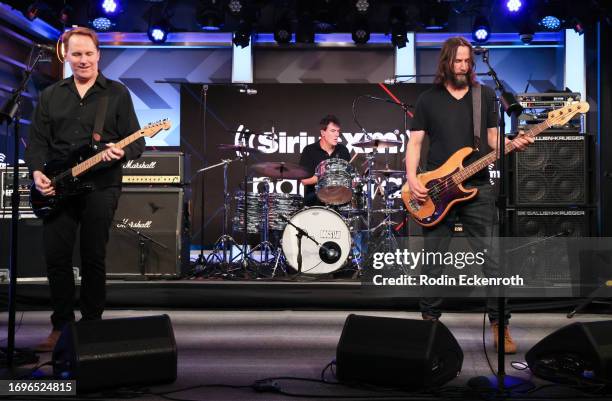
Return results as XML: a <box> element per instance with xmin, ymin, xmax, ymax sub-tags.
<box><xmin>34</xmin><ymin>330</ymin><xmax>62</xmax><ymax>352</ymax></box>
<box><xmin>491</xmin><ymin>322</ymin><xmax>517</xmax><ymax>354</ymax></box>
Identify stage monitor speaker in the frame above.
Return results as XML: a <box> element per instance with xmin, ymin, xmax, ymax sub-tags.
<box><xmin>526</xmin><ymin>320</ymin><xmax>612</xmax><ymax>384</ymax></box>
<box><xmin>106</xmin><ymin>186</ymin><xmax>189</xmax><ymax>277</ymax></box>
<box><xmin>510</xmin><ymin>133</ymin><xmax>589</xmax><ymax>206</ymax></box>
<box><xmin>52</xmin><ymin>314</ymin><xmax>177</xmax><ymax>393</ymax></box>
<box><xmin>336</xmin><ymin>314</ymin><xmax>463</xmax><ymax>388</ymax></box>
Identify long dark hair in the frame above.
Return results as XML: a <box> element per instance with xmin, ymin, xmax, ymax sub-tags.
<box><xmin>434</xmin><ymin>37</ymin><xmax>477</xmax><ymax>87</ymax></box>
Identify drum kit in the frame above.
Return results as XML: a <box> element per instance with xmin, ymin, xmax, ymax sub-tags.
<box><xmin>197</xmin><ymin>137</ymin><xmax>405</xmax><ymax>278</ymax></box>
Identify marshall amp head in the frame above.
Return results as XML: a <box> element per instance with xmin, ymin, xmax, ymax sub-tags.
<box><xmin>122</xmin><ymin>151</ymin><xmax>189</xmax><ymax>185</ymax></box>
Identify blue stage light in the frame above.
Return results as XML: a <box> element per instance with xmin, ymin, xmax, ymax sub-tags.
<box><xmin>506</xmin><ymin>0</ymin><xmax>522</xmax><ymax>13</ymax></box>
<box><xmin>472</xmin><ymin>16</ymin><xmax>490</xmax><ymax>43</ymax></box>
<box><xmin>92</xmin><ymin>17</ymin><xmax>112</xmax><ymax>32</ymax></box>
<box><xmin>101</xmin><ymin>0</ymin><xmax>118</xmax><ymax>15</ymax></box>
<box><xmin>540</xmin><ymin>15</ymin><xmax>561</xmax><ymax>31</ymax></box>
<box><xmin>148</xmin><ymin>26</ymin><xmax>168</xmax><ymax>43</ymax></box>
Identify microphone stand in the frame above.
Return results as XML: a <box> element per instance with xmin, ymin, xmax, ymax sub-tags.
<box><xmin>0</xmin><ymin>49</ymin><xmax>44</xmax><ymax>377</ymax></box>
<box><xmin>278</xmin><ymin>214</ymin><xmax>321</xmax><ymax>275</ymax></box>
<box><xmin>112</xmin><ymin>220</ymin><xmax>168</xmax><ymax>277</ymax></box>
<box><xmin>470</xmin><ymin>49</ymin><xmax>530</xmax><ymax>392</ymax></box>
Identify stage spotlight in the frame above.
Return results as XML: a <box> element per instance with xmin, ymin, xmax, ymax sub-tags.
<box><xmin>506</xmin><ymin>0</ymin><xmax>522</xmax><ymax>13</ymax></box>
<box><xmin>228</xmin><ymin>0</ymin><xmax>242</xmax><ymax>15</ymax></box>
<box><xmin>570</xmin><ymin>18</ymin><xmax>584</xmax><ymax>35</ymax></box>
<box><xmin>355</xmin><ymin>0</ymin><xmax>369</xmax><ymax>14</ymax></box>
<box><xmin>390</xmin><ymin>9</ymin><xmax>407</xmax><ymax>49</ymax></box>
<box><xmin>23</xmin><ymin>1</ymin><xmax>44</xmax><ymax>21</ymax></box>
<box><xmin>472</xmin><ymin>16</ymin><xmax>490</xmax><ymax>43</ymax></box>
<box><xmin>148</xmin><ymin>24</ymin><xmax>169</xmax><ymax>44</ymax></box>
<box><xmin>233</xmin><ymin>20</ymin><xmax>251</xmax><ymax>48</ymax></box>
<box><xmin>352</xmin><ymin>19</ymin><xmax>370</xmax><ymax>44</ymax></box>
<box><xmin>296</xmin><ymin>16</ymin><xmax>314</xmax><ymax>43</ymax></box>
<box><xmin>197</xmin><ymin>3</ymin><xmax>224</xmax><ymax>31</ymax></box>
<box><xmin>539</xmin><ymin>15</ymin><xmax>561</xmax><ymax>31</ymax></box>
<box><xmin>59</xmin><ymin>5</ymin><xmax>73</xmax><ymax>25</ymax></box>
<box><xmin>101</xmin><ymin>0</ymin><xmax>120</xmax><ymax>15</ymax></box>
<box><xmin>519</xmin><ymin>20</ymin><xmax>535</xmax><ymax>45</ymax></box>
<box><xmin>274</xmin><ymin>19</ymin><xmax>292</xmax><ymax>44</ymax></box>
<box><xmin>92</xmin><ymin>16</ymin><xmax>113</xmax><ymax>32</ymax></box>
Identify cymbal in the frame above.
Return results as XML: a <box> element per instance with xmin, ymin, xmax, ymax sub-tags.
<box><xmin>372</xmin><ymin>168</ymin><xmax>405</xmax><ymax>177</ymax></box>
<box><xmin>251</xmin><ymin>162</ymin><xmax>310</xmax><ymax>179</ymax></box>
<box><xmin>352</xmin><ymin>138</ymin><xmax>402</xmax><ymax>149</ymax></box>
<box><xmin>218</xmin><ymin>144</ymin><xmax>262</xmax><ymax>154</ymax></box>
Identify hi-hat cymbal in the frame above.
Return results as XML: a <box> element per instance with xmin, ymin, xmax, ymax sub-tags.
<box><xmin>372</xmin><ymin>168</ymin><xmax>405</xmax><ymax>177</ymax></box>
<box><xmin>251</xmin><ymin>162</ymin><xmax>309</xmax><ymax>179</ymax></box>
<box><xmin>218</xmin><ymin>144</ymin><xmax>262</xmax><ymax>154</ymax></box>
<box><xmin>352</xmin><ymin>138</ymin><xmax>402</xmax><ymax>149</ymax></box>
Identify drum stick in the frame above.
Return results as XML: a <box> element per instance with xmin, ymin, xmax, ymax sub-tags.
<box><xmin>349</xmin><ymin>152</ymin><xmax>359</xmax><ymax>164</ymax></box>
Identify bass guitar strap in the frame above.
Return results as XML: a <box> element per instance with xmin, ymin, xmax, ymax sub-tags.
<box><xmin>472</xmin><ymin>83</ymin><xmax>481</xmax><ymax>151</ymax></box>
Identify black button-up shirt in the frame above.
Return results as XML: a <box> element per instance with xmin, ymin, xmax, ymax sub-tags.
<box><xmin>299</xmin><ymin>141</ymin><xmax>350</xmax><ymax>205</ymax></box>
<box><xmin>25</xmin><ymin>73</ymin><xmax>144</xmax><ymax>189</ymax></box>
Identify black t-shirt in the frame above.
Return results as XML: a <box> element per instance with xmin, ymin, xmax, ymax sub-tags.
<box><xmin>410</xmin><ymin>84</ymin><xmax>498</xmax><ymax>182</ymax></box>
<box><xmin>299</xmin><ymin>141</ymin><xmax>350</xmax><ymax>206</ymax></box>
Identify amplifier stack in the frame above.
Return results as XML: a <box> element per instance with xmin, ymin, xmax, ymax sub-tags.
<box><xmin>507</xmin><ymin>92</ymin><xmax>594</xmax><ymax>285</ymax></box>
<box><xmin>108</xmin><ymin>151</ymin><xmax>190</xmax><ymax>277</ymax></box>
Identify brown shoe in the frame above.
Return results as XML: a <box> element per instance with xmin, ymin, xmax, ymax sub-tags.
<box><xmin>491</xmin><ymin>322</ymin><xmax>517</xmax><ymax>354</ymax></box>
<box><xmin>34</xmin><ymin>330</ymin><xmax>62</xmax><ymax>352</ymax></box>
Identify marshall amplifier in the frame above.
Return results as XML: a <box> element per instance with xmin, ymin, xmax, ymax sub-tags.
<box><xmin>106</xmin><ymin>186</ymin><xmax>189</xmax><ymax>277</ymax></box>
<box><xmin>121</xmin><ymin>151</ymin><xmax>189</xmax><ymax>185</ymax></box>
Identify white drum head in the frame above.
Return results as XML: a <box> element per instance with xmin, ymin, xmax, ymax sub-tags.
<box><xmin>281</xmin><ymin>207</ymin><xmax>351</xmax><ymax>275</ymax></box>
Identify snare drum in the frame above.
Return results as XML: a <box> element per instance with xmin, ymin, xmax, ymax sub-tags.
<box><xmin>315</xmin><ymin>158</ymin><xmax>354</xmax><ymax>205</ymax></box>
<box><xmin>281</xmin><ymin>207</ymin><xmax>351</xmax><ymax>275</ymax></box>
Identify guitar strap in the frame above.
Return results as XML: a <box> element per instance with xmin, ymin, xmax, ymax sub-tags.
<box><xmin>472</xmin><ymin>83</ymin><xmax>481</xmax><ymax>151</ymax></box>
<box><xmin>91</xmin><ymin>95</ymin><xmax>109</xmax><ymax>151</ymax></box>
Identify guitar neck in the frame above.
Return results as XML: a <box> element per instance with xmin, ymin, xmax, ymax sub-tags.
<box><xmin>452</xmin><ymin>119</ymin><xmax>552</xmax><ymax>184</ymax></box>
<box><xmin>71</xmin><ymin>131</ymin><xmax>142</xmax><ymax>178</ymax></box>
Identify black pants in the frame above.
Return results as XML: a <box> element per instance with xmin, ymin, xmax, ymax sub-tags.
<box><xmin>43</xmin><ymin>186</ymin><xmax>121</xmax><ymax>330</ymax></box>
<box><xmin>419</xmin><ymin>183</ymin><xmax>511</xmax><ymax>324</ymax></box>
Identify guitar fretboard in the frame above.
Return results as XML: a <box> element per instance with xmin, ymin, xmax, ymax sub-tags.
<box><xmin>70</xmin><ymin>131</ymin><xmax>144</xmax><ymax>178</ymax></box>
<box><xmin>451</xmin><ymin>119</ymin><xmax>552</xmax><ymax>185</ymax></box>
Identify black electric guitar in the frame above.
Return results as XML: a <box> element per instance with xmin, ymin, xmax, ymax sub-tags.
<box><xmin>402</xmin><ymin>102</ymin><xmax>589</xmax><ymax>227</ymax></box>
<box><xmin>30</xmin><ymin>119</ymin><xmax>171</xmax><ymax>218</ymax></box>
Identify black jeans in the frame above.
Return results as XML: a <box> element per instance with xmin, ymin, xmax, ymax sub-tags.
<box><xmin>43</xmin><ymin>186</ymin><xmax>121</xmax><ymax>330</ymax></box>
<box><xmin>418</xmin><ymin>183</ymin><xmax>511</xmax><ymax>324</ymax></box>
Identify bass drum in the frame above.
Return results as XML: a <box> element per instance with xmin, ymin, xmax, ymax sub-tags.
<box><xmin>281</xmin><ymin>207</ymin><xmax>351</xmax><ymax>275</ymax></box>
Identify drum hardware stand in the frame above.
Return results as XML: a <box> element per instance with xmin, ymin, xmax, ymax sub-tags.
<box><xmin>236</xmin><ymin>133</ymin><xmax>256</xmax><ymax>275</ymax></box>
<box><xmin>248</xmin><ymin>179</ymin><xmax>279</xmax><ymax>273</ymax></box>
<box><xmin>112</xmin><ymin>220</ymin><xmax>168</xmax><ymax>277</ymax></box>
<box><xmin>202</xmin><ymin>158</ymin><xmax>243</xmax><ymax>273</ymax></box>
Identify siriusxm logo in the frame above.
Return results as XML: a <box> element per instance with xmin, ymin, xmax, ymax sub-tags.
<box><xmin>232</xmin><ymin>125</ymin><xmax>408</xmax><ymax>155</ymax></box>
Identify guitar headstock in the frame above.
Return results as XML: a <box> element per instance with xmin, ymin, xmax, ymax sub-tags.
<box><xmin>140</xmin><ymin>119</ymin><xmax>172</xmax><ymax>138</ymax></box>
<box><xmin>547</xmin><ymin>101</ymin><xmax>589</xmax><ymax>127</ymax></box>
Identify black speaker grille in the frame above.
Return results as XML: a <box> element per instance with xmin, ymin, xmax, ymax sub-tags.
<box><xmin>513</xmin><ymin>134</ymin><xmax>588</xmax><ymax>206</ymax></box>
<box><xmin>106</xmin><ymin>187</ymin><xmax>188</xmax><ymax>276</ymax></box>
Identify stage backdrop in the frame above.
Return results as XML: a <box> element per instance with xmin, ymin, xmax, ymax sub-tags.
<box><xmin>181</xmin><ymin>83</ymin><xmax>432</xmax><ymax>247</ymax></box>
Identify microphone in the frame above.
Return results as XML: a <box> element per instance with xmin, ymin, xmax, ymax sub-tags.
<box><xmin>473</xmin><ymin>46</ymin><xmax>489</xmax><ymax>55</ymax></box>
<box><xmin>34</xmin><ymin>43</ymin><xmax>56</xmax><ymax>52</ymax></box>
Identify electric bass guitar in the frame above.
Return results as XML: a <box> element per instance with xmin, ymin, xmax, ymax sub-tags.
<box><xmin>30</xmin><ymin>119</ymin><xmax>171</xmax><ymax>218</ymax></box>
<box><xmin>401</xmin><ymin>102</ymin><xmax>589</xmax><ymax>227</ymax></box>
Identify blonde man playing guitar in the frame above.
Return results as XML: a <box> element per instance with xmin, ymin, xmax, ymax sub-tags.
<box><xmin>405</xmin><ymin>37</ymin><xmax>533</xmax><ymax>354</ymax></box>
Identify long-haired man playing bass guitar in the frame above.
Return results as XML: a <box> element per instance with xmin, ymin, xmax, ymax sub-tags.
<box><xmin>405</xmin><ymin>37</ymin><xmax>533</xmax><ymax>354</ymax></box>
